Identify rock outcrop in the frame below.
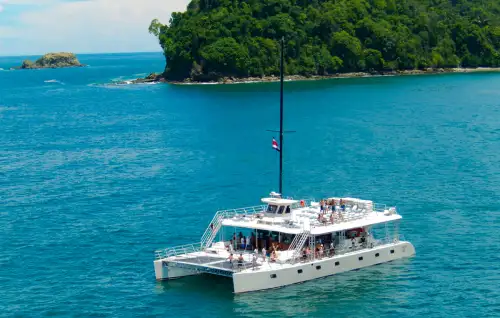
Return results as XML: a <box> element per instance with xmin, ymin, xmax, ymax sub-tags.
<box><xmin>19</xmin><ymin>53</ymin><xmax>84</xmax><ymax>69</ymax></box>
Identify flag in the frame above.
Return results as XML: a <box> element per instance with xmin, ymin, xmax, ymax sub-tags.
<box><xmin>272</xmin><ymin>138</ymin><xmax>280</xmax><ymax>152</ymax></box>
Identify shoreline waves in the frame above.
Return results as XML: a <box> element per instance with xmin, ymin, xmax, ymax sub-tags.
<box><xmin>125</xmin><ymin>67</ymin><xmax>500</xmax><ymax>86</ymax></box>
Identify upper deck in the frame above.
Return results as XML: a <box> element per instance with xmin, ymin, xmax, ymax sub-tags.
<box><xmin>220</xmin><ymin>196</ymin><xmax>401</xmax><ymax>235</ymax></box>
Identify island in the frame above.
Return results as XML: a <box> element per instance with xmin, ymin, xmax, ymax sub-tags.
<box><xmin>18</xmin><ymin>52</ymin><xmax>84</xmax><ymax>69</ymax></box>
<box><xmin>145</xmin><ymin>0</ymin><xmax>500</xmax><ymax>84</ymax></box>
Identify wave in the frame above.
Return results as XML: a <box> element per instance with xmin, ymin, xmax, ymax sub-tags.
<box><xmin>0</xmin><ymin>106</ymin><xmax>19</xmax><ymax>112</ymax></box>
<box><xmin>44</xmin><ymin>79</ymin><xmax>65</xmax><ymax>85</ymax></box>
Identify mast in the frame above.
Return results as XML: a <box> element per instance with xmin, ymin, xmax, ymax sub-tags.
<box><xmin>279</xmin><ymin>36</ymin><xmax>284</xmax><ymax>195</ymax></box>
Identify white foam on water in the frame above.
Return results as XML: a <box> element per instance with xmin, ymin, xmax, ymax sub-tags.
<box><xmin>0</xmin><ymin>106</ymin><xmax>19</xmax><ymax>112</ymax></box>
<box><xmin>44</xmin><ymin>79</ymin><xmax>65</xmax><ymax>85</ymax></box>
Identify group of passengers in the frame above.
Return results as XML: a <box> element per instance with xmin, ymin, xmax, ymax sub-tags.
<box><xmin>301</xmin><ymin>241</ymin><xmax>335</xmax><ymax>261</ymax></box>
<box><xmin>227</xmin><ymin>242</ymin><xmax>280</xmax><ymax>269</ymax></box>
<box><xmin>228</xmin><ymin>232</ymin><xmax>256</xmax><ymax>252</ymax></box>
<box><xmin>317</xmin><ymin>199</ymin><xmax>346</xmax><ymax>225</ymax></box>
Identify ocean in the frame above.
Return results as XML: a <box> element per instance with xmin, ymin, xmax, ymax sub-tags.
<box><xmin>0</xmin><ymin>52</ymin><xmax>499</xmax><ymax>317</ymax></box>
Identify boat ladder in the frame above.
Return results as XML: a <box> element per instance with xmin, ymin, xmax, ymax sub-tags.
<box><xmin>200</xmin><ymin>211</ymin><xmax>225</xmax><ymax>249</ymax></box>
<box><xmin>290</xmin><ymin>230</ymin><xmax>310</xmax><ymax>261</ymax></box>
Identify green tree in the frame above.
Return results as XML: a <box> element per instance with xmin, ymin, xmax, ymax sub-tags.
<box><xmin>149</xmin><ymin>0</ymin><xmax>500</xmax><ymax>81</ymax></box>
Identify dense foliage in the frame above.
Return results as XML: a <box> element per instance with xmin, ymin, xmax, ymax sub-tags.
<box><xmin>149</xmin><ymin>0</ymin><xmax>500</xmax><ymax>81</ymax></box>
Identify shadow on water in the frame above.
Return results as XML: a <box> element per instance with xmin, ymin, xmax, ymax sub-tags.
<box><xmin>154</xmin><ymin>274</ymin><xmax>234</xmax><ymax>300</ymax></box>
<box><xmin>153</xmin><ymin>259</ymin><xmax>415</xmax><ymax>316</ymax></box>
<box><xmin>233</xmin><ymin>260</ymin><xmax>415</xmax><ymax>316</ymax></box>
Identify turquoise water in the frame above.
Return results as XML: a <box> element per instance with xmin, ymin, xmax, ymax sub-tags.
<box><xmin>1</xmin><ymin>53</ymin><xmax>499</xmax><ymax>317</ymax></box>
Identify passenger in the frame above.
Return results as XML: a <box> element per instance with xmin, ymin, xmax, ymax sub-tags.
<box><xmin>270</xmin><ymin>251</ymin><xmax>277</xmax><ymax>262</ymax></box>
<box><xmin>302</xmin><ymin>248</ymin><xmax>307</xmax><ymax>261</ymax></box>
<box><xmin>240</xmin><ymin>236</ymin><xmax>245</xmax><ymax>250</ymax></box>
<box><xmin>238</xmin><ymin>254</ymin><xmax>244</xmax><ymax>267</ymax></box>
<box><xmin>329</xmin><ymin>213</ymin><xmax>334</xmax><ymax>224</ymax></box>
<box><xmin>319</xmin><ymin>244</ymin><xmax>324</xmax><ymax>259</ymax></box>
<box><xmin>246</xmin><ymin>236</ymin><xmax>251</xmax><ymax>250</ymax></box>
<box><xmin>252</xmin><ymin>253</ymin><xmax>257</xmax><ymax>270</ymax></box>
<box><xmin>351</xmin><ymin>237</ymin><xmax>356</xmax><ymax>249</ymax></box>
<box><xmin>320</xmin><ymin>200</ymin><xmax>324</xmax><ymax>212</ymax></box>
<box><xmin>330</xmin><ymin>242</ymin><xmax>335</xmax><ymax>256</ymax></box>
<box><xmin>305</xmin><ymin>246</ymin><xmax>311</xmax><ymax>259</ymax></box>
<box><xmin>254</xmin><ymin>247</ymin><xmax>259</xmax><ymax>256</ymax></box>
<box><xmin>228</xmin><ymin>253</ymin><xmax>234</xmax><ymax>267</ymax></box>
<box><xmin>262</xmin><ymin>247</ymin><xmax>267</xmax><ymax>262</ymax></box>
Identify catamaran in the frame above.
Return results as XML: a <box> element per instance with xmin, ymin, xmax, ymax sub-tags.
<box><xmin>153</xmin><ymin>38</ymin><xmax>415</xmax><ymax>293</ymax></box>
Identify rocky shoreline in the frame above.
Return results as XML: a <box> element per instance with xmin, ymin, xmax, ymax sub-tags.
<box><xmin>16</xmin><ymin>52</ymin><xmax>85</xmax><ymax>70</ymax></box>
<box><xmin>124</xmin><ymin>67</ymin><xmax>500</xmax><ymax>86</ymax></box>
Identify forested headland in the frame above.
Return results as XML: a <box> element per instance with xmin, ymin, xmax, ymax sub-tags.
<box><xmin>148</xmin><ymin>0</ymin><xmax>500</xmax><ymax>83</ymax></box>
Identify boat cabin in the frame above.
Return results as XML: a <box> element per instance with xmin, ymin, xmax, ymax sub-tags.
<box><xmin>261</xmin><ymin>197</ymin><xmax>297</xmax><ymax>217</ymax></box>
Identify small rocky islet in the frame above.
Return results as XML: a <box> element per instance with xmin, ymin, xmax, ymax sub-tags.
<box><xmin>17</xmin><ymin>52</ymin><xmax>85</xmax><ymax>69</ymax></box>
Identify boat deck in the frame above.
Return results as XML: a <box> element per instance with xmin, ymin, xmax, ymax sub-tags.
<box><xmin>166</xmin><ymin>251</ymin><xmax>262</xmax><ymax>277</ymax></box>
<box><xmin>221</xmin><ymin>208</ymin><xmax>402</xmax><ymax>235</ymax></box>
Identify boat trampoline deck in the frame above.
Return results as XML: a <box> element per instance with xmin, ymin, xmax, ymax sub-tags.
<box><xmin>167</xmin><ymin>254</ymin><xmax>261</xmax><ymax>276</ymax></box>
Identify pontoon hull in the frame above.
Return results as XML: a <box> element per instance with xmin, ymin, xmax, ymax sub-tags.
<box><xmin>232</xmin><ymin>241</ymin><xmax>415</xmax><ymax>293</ymax></box>
<box><xmin>154</xmin><ymin>260</ymin><xmax>200</xmax><ymax>280</ymax></box>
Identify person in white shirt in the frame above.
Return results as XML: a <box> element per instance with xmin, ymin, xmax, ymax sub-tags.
<box><xmin>261</xmin><ymin>247</ymin><xmax>266</xmax><ymax>261</ymax></box>
<box><xmin>240</xmin><ymin>237</ymin><xmax>245</xmax><ymax>250</ymax></box>
<box><xmin>246</xmin><ymin>236</ymin><xmax>250</xmax><ymax>250</ymax></box>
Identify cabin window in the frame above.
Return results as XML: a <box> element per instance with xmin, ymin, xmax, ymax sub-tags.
<box><xmin>335</xmin><ymin>261</ymin><xmax>340</xmax><ymax>266</ymax></box>
<box><xmin>375</xmin><ymin>253</ymin><xmax>380</xmax><ymax>257</ymax></box>
<box><xmin>270</xmin><ymin>274</ymin><xmax>277</xmax><ymax>279</ymax></box>
<box><xmin>316</xmin><ymin>265</ymin><xmax>321</xmax><ymax>270</ymax></box>
<box><xmin>358</xmin><ymin>257</ymin><xmax>363</xmax><ymax>261</ymax></box>
<box><xmin>297</xmin><ymin>269</ymin><xmax>303</xmax><ymax>274</ymax></box>
<box><xmin>267</xmin><ymin>205</ymin><xmax>277</xmax><ymax>213</ymax></box>
<box><xmin>285</xmin><ymin>206</ymin><xmax>291</xmax><ymax>214</ymax></box>
<box><xmin>390</xmin><ymin>249</ymin><xmax>395</xmax><ymax>254</ymax></box>
<box><xmin>277</xmin><ymin>206</ymin><xmax>284</xmax><ymax>214</ymax></box>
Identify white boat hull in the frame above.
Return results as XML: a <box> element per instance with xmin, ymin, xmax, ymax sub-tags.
<box><xmin>154</xmin><ymin>241</ymin><xmax>415</xmax><ymax>292</ymax></box>
<box><xmin>154</xmin><ymin>260</ymin><xmax>200</xmax><ymax>280</ymax></box>
<box><xmin>232</xmin><ymin>241</ymin><xmax>415</xmax><ymax>293</ymax></box>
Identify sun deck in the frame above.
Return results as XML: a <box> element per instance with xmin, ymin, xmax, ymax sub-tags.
<box><xmin>221</xmin><ymin>204</ymin><xmax>401</xmax><ymax>235</ymax></box>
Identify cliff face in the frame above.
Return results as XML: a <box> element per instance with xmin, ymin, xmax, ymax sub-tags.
<box><xmin>20</xmin><ymin>53</ymin><xmax>84</xmax><ymax>69</ymax></box>
<box><xmin>149</xmin><ymin>0</ymin><xmax>500</xmax><ymax>83</ymax></box>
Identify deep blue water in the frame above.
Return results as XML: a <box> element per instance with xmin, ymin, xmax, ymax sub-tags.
<box><xmin>1</xmin><ymin>53</ymin><xmax>499</xmax><ymax>317</ymax></box>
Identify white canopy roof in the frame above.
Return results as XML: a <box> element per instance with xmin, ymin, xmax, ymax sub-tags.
<box><xmin>261</xmin><ymin>197</ymin><xmax>298</xmax><ymax>205</ymax></box>
<box><xmin>221</xmin><ymin>211</ymin><xmax>401</xmax><ymax>235</ymax></box>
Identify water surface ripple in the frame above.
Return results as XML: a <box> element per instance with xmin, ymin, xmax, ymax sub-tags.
<box><xmin>0</xmin><ymin>53</ymin><xmax>499</xmax><ymax>317</ymax></box>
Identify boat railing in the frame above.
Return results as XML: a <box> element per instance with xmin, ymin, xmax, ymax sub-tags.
<box><xmin>219</xmin><ymin>205</ymin><xmax>268</xmax><ymax>218</ymax></box>
<box><xmin>289</xmin><ymin>234</ymin><xmax>405</xmax><ymax>263</ymax></box>
<box><xmin>155</xmin><ymin>242</ymin><xmax>202</xmax><ymax>260</ymax></box>
<box><xmin>373</xmin><ymin>203</ymin><xmax>398</xmax><ymax>214</ymax></box>
<box><xmin>199</xmin><ymin>205</ymin><xmax>267</xmax><ymax>250</ymax></box>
